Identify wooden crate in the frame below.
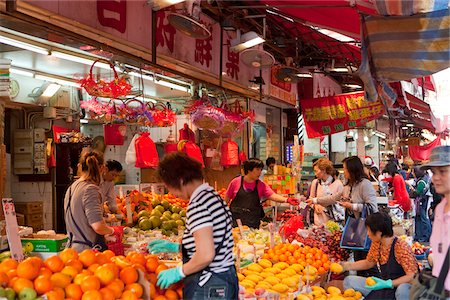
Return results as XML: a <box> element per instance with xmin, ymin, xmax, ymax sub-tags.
<box><xmin>24</xmin><ymin>213</ymin><xmax>43</xmax><ymax>224</ymax></box>
<box><xmin>14</xmin><ymin>202</ymin><xmax>43</xmax><ymax>215</ymax></box>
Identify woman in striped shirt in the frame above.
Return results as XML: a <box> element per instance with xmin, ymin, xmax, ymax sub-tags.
<box><xmin>148</xmin><ymin>152</ymin><xmax>238</xmax><ymax>299</ymax></box>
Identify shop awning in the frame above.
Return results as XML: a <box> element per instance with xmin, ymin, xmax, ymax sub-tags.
<box><xmin>396</xmin><ymin>92</ymin><xmax>435</xmax><ymax>131</ymax></box>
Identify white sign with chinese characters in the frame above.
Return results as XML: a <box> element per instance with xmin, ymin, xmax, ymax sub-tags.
<box><xmin>2</xmin><ymin>199</ymin><xmax>24</xmax><ymax>261</ymax></box>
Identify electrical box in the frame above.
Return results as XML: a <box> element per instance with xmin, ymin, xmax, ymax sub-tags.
<box><xmin>13</xmin><ymin>129</ymin><xmax>33</xmax><ymax>174</ymax></box>
<box><xmin>49</xmin><ymin>87</ymin><xmax>71</xmax><ymax>108</ymax></box>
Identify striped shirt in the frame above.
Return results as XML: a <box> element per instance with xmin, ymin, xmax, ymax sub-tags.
<box><xmin>182</xmin><ymin>183</ymin><xmax>234</xmax><ymax>286</ymax></box>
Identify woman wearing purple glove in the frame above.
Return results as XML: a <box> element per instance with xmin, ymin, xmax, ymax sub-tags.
<box><xmin>149</xmin><ymin>152</ymin><xmax>238</xmax><ymax>299</ymax></box>
<box><xmin>342</xmin><ymin>212</ymin><xmax>418</xmax><ymax>299</ymax></box>
<box><xmin>225</xmin><ymin>158</ymin><xmax>298</xmax><ymax>228</ymax></box>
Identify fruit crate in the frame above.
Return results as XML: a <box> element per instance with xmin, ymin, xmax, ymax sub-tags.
<box><xmin>14</xmin><ymin>201</ymin><xmax>43</xmax><ymax>214</ymax></box>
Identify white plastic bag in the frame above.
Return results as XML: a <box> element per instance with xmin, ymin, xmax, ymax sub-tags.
<box><xmin>125</xmin><ymin>134</ymin><xmax>139</xmax><ymax>165</ymax></box>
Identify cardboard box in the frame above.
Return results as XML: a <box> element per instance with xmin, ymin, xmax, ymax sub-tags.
<box><xmin>16</xmin><ymin>213</ymin><xmax>25</xmax><ymax>226</ymax></box>
<box><xmin>21</xmin><ymin>234</ymin><xmax>68</xmax><ymax>259</ymax></box>
<box><xmin>14</xmin><ymin>202</ymin><xmax>43</xmax><ymax>214</ymax></box>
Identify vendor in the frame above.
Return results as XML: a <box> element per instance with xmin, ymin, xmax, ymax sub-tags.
<box><xmin>225</xmin><ymin>158</ymin><xmax>298</xmax><ymax>228</ymax></box>
<box><xmin>147</xmin><ymin>152</ymin><xmax>238</xmax><ymax>299</ymax></box>
<box><xmin>305</xmin><ymin>158</ymin><xmax>345</xmax><ymax>225</ymax></box>
<box><xmin>99</xmin><ymin>159</ymin><xmax>123</xmax><ymax>213</ymax></box>
<box><xmin>364</xmin><ymin>156</ymin><xmax>380</xmax><ymax>183</ymax></box>
<box><xmin>64</xmin><ymin>150</ymin><xmax>115</xmax><ymax>252</ymax></box>
<box><xmin>342</xmin><ymin>212</ymin><xmax>418</xmax><ymax>300</ymax></box>
<box><xmin>383</xmin><ymin>162</ymin><xmax>412</xmax><ymax>213</ymax></box>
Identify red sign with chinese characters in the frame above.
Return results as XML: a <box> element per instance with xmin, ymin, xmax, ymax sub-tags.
<box><xmin>300</xmin><ymin>92</ymin><xmax>385</xmax><ymax>138</ymax></box>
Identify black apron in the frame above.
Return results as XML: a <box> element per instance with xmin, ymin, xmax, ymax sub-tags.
<box><xmin>365</xmin><ymin>237</ymin><xmax>406</xmax><ymax>300</ymax></box>
<box><xmin>65</xmin><ymin>182</ymin><xmax>107</xmax><ymax>251</ymax></box>
<box><xmin>229</xmin><ymin>177</ymin><xmax>263</xmax><ymax>229</ymax></box>
<box><xmin>182</xmin><ymin>190</ymin><xmax>238</xmax><ymax>300</ymax></box>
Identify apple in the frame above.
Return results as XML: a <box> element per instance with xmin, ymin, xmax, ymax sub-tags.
<box><xmin>0</xmin><ymin>287</ymin><xmax>5</xmax><ymax>297</ymax></box>
<box><xmin>5</xmin><ymin>287</ymin><xmax>15</xmax><ymax>300</ymax></box>
<box><xmin>19</xmin><ymin>287</ymin><xmax>37</xmax><ymax>300</ymax></box>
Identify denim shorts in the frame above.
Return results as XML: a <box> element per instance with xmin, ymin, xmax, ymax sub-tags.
<box><xmin>183</xmin><ymin>266</ymin><xmax>238</xmax><ymax>300</ymax></box>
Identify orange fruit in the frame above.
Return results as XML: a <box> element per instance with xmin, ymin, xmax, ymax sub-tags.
<box><xmin>132</xmin><ymin>263</ymin><xmax>146</xmax><ymax>273</ymax></box>
<box><xmin>147</xmin><ymin>273</ymin><xmax>157</xmax><ymax>285</ymax></box>
<box><xmin>120</xmin><ymin>267</ymin><xmax>138</xmax><ymax>285</ymax></box>
<box><xmin>16</xmin><ymin>259</ymin><xmax>40</xmax><ymax>280</ymax></box>
<box><xmin>279</xmin><ymin>254</ymin><xmax>287</xmax><ymax>262</ymax></box>
<box><xmin>6</xmin><ymin>269</ymin><xmax>17</xmax><ymax>281</ymax></box>
<box><xmin>100</xmin><ymin>287</ymin><xmax>116</xmax><ymax>300</ymax></box>
<box><xmin>125</xmin><ymin>282</ymin><xmax>143</xmax><ymax>298</ymax></box>
<box><xmin>165</xmin><ymin>289</ymin><xmax>179</xmax><ymax>300</ymax></box>
<box><xmin>107</xmin><ymin>278</ymin><xmax>124</xmax><ymax>298</ymax></box>
<box><xmin>65</xmin><ymin>259</ymin><xmax>83</xmax><ymax>273</ymax></box>
<box><xmin>50</xmin><ymin>272</ymin><xmax>71</xmax><ymax>289</ymax></box>
<box><xmin>73</xmin><ymin>273</ymin><xmax>88</xmax><ymax>285</ymax></box>
<box><xmin>61</xmin><ymin>266</ymin><xmax>79</xmax><ymax>281</ymax></box>
<box><xmin>153</xmin><ymin>295</ymin><xmax>168</xmax><ymax>300</ymax></box>
<box><xmin>46</xmin><ymin>288</ymin><xmax>65</xmax><ymax>300</ymax></box>
<box><xmin>145</xmin><ymin>257</ymin><xmax>159</xmax><ymax>273</ymax></box>
<box><xmin>176</xmin><ymin>287</ymin><xmax>182</xmax><ymax>299</ymax></box>
<box><xmin>8</xmin><ymin>276</ymin><xmax>18</xmax><ymax>289</ymax></box>
<box><xmin>95</xmin><ymin>264</ymin><xmax>116</xmax><ymax>286</ymax></box>
<box><xmin>81</xmin><ymin>290</ymin><xmax>102</xmax><ymax>300</ymax></box>
<box><xmin>149</xmin><ymin>282</ymin><xmax>157</xmax><ymax>298</ymax></box>
<box><xmin>0</xmin><ymin>271</ymin><xmax>9</xmax><ymax>287</ymax></box>
<box><xmin>129</xmin><ymin>253</ymin><xmax>146</xmax><ymax>266</ymax></box>
<box><xmin>34</xmin><ymin>275</ymin><xmax>53</xmax><ymax>294</ymax></box>
<box><xmin>121</xmin><ymin>290</ymin><xmax>139</xmax><ymax>300</ymax></box>
<box><xmin>78</xmin><ymin>249</ymin><xmax>97</xmax><ymax>267</ymax></box>
<box><xmin>80</xmin><ymin>275</ymin><xmax>101</xmax><ymax>292</ymax></box>
<box><xmin>87</xmin><ymin>263</ymin><xmax>100</xmax><ymax>273</ymax></box>
<box><xmin>155</xmin><ymin>264</ymin><xmax>168</xmax><ymax>276</ymax></box>
<box><xmin>65</xmin><ymin>283</ymin><xmax>83</xmax><ymax>300</ymax></box>
<box><xmin>13</xmin><ymin>277</ymin><xmax>33</xmax><ymax>293</ymax></box>
<box><xmin>102</xmin><ymin>250</ymin><xmax>115</xmax><ymax>261</ymax></box>
<box><xmin>59</xmin><ymin>248</ymin><xmax>78</xmax><ymax>264</ymax></box>
<box><xmin>45</xmin><ymin>256</ymin><xmax>65</xmax><ymax>273</ymax></box>
<box><xmin>38</xmin><ymin>267</ymin><xmax>53</xmax><ymax>278</ymax></box>
<box><xmin>95</xmin><ymin>252</ymin><xmax>110</xmax><ymax>265</ymax></box>
<box><xmin>0</xmin><ymin>258</ymin><xmax>18</xmax><ymax>273</ymax></box>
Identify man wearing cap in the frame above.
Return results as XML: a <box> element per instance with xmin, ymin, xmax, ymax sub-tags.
<box><xmin>364</xmin><ymin>156</ymin><xmax>380</xmax><ymax>182</ymax></box>
<box><xmin>423</xmin><ymin>145</ymin><xmax>450</xmax><ymax>295</ymax></box>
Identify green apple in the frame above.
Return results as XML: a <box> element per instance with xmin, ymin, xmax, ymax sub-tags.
<box><xmin>0</xmin><ymin>287</ymin><xmax>5</xmax><ymax>297</ymax></box>
<box><xmin>19</xmin><ymin>287</ymin><xmax>37</xmax><ymax>300</ymax></box>
<box><xmin>5</xmin><ymin>287</ymin><xmax>15</xmax><ymax>300</ymax></box>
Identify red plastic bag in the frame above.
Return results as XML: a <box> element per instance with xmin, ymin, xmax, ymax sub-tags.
<box><xmin>135</xmin><ymin>132</ymin><xmax>159</xmax><ymax>168</ymax></box>
<box><xmin>279</xmin><ymin>216</ymin><xmax>304</xmax><ymax>239</ymax></box>
<box><xmin>239</xmin><ymin>150</ymin><xmax>247</xmax><ymax>164</ymax></box>
<box><xmin>164</xmin><ymin>143</ymin><xmax>178</xmax><ymax>154</ymax></box>
<box><xmin>179</xmin><ymin>123</ymin><xmax>195</xmax><ymax>143</ymax></box>
<box><xmin>220</xmin><ymin>139</ymin><xmax>239</xmax><ymax>167</ymax></box>
<box><xmin>179</xmin><ymin>141</ymin><xmax>205</xmax><ymax>168</ymax></box>
<box><xmin>104</xmin><ymin>124</ymin><xmax>126</xmax><ymax>145</ymax></box>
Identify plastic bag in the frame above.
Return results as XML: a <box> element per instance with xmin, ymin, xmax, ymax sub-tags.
<box><xmin>179</xmin><ymin>123</ymin><xmax>195</xmax><ymax>143</ymax></box>
<box><xmin>179</xmin><ymin>140</ymin><xmax>205</xmax><ymax>168</ymax></box>
<box><xmin>279</xmin><ymin>216</ymin><xmax>304</xmax><ymax>239</ymax></box>
<box><xmin>239</xmin><ymin>150</ymin><xmax>247</xmax><ymax>164</ymax></box>
<box><xmin>220</xmin><ymin>139</ymin><xmax>239</xmax><ymax>167</ymax></box>
<box><xmin>125</xmin><ymin>134</ymin><xmax>139</xmax><ymax>165</ymax></box>
<box><xmin>135</xmin><ymin>132</ymin><xmax>159</xmax><ymax>168</ymax></box>
<box><xmin>104</xmin><ymin>124</ymin><xmax>126</xmax><ymax>145</ymax></box>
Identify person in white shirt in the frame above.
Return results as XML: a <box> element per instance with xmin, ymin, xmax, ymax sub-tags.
<box><xmin>99</xmin><ymin>160</ymin><xmax>122</xmax><ymax>214</ymax></box>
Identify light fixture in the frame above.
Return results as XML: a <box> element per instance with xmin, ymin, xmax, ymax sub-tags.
<box><xmin>0</xmin><ymin>36</ymin><xmax>49</xmax><ymax>55</ymax></box>
<box><xmin>155</xmin><ymin>78</ymin><xmax>190</xmax><ymax>92</ymax></box>
<box><xmin>128</xmin><ymin>71</ymin><xmax>154</xmax><ymax>81</ymax></box>
<box><xmin>146</xmin><ymin>0</ymin><xmax>185</xmax><ymax>11</ymax></box>
<box><xmin>230</xmin><ymin>30</ymin><xmax>265</xmax><ymax>52</ymax></box>
<box><xmin>80</xmin><ymin>119</ymin><xmax>89</xmax><ymax>124</ymax></box>
<box><xmin>344</xmin><ymin>84</ymin><xmax>363</xmax><ymax>89</ymax></box>
<box><xmin>28</xmin><ymin>82</ymin><xmax>61</xmax><ymax>105</ymax></box>
<box><xmin>51</xmin><ymin>51</ymin><xmax>113</xmax><ymax>70</ymax></box>
<box><xmin>10</xmin><ymin>67</ymin><xmax>34</xmax><ymax>77</ymax></box>
<box><xmin>406</xmin><ymin>123</ymin><xmax>414</xmax><ymax>127</ymax></box>
<box><xmin>402</xmin><ymin>126</ymin><xmax>408</xmax><ymax>129</ymax></box>
<box><xmin>35</xmin><ymin>74</ymin><xmax>80</xmax><ymax>88</ymax></box>
<box><xmin>296</xmin><ymin>73</ymin><xmax>313</xmax><ymax>78</ymax></box>
<box><xmin>363</xmin><ymin>136</ymin><xmax>369</xmax><ymax>142</ymax></box>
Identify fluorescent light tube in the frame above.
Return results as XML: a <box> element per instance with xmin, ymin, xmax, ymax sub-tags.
<box><xmin>80</xmin><ymin>119</ymin><xmax>89</xmax><ymax>124</ymax></box>
<box><xmin>0</xmin><ymin>36</ymin><xmax>49</xmax><ymax>55</ymax></box>
<box><xmin>241</xmin><ymin>36</ymin><xmax>265</xmax><ymax>49</ymax></box>
<box><xmin>344</xmin><ymin>84</ymin><xmax>362</xmax><ymax>89</ymax></box>
<box><xmin>10</xmin><ymin>68</ymin><xmax>34</xmax><ymax>77</ymax></box>
<box><xmin>35</xmin><ymin>74</ymin><xmax>81</xmax><ymax>88</ymax></box>
<box><xmin>330</xmin><ymin>67</ymin><xmax>349</xmax><ymax>72</ymax></box>
<box><xmin>42</xmin><ymin>83</ymin><xmax>61</xmax><ymax>98</ymax></box>
<box><xmin>129</xmin><ymin>71</ymin><xmax>154</xmax><ymax>81</ymax></box>
<box><xmin>296</xmin><ymin>73</ymin><xmax>312</xmax><ymax>78</ymax></box>
<box><xmin>51</xmin><ymin>51</ymin><xmax>113</xmax><ymax>70</ymax></box>
<box><xmin>406</xmin><ymin>123</ymin><xmax>414</xmax><ymax>127</ymax></box>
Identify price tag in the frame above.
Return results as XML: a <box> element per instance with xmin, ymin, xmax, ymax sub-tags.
<box><xmin>236</xmin><ymin>219</ymin><xmax>245</xmax><ymax>237</ymax></box>
<box><xmin>119</xmin><ymin>186</ymin><xmax>124</xmax><ymax>199</ymax></box>
<box><xmin>236</xmin><ymin>247</ymin><xmax>241</xmax><ymax>272</ymax></box>
<box><xmin>299</xmin><ymin>201</ymin><xmax>307</xmax><ymax>210</ymax></box>
<box><xmin>2</xmin><ymin>199</ymin><xmax>24</xmax><ymax>261</ymax></box>
<box><xmin>269</xmin><ymin>223</ymin><xmax>275</xmax><ymax>249</ymax></box>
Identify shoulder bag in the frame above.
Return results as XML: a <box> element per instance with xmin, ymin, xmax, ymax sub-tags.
<box><xmin>340</xmin><ymin>204</ymin><xmax>372</xmax><ymax>251</ymax></box>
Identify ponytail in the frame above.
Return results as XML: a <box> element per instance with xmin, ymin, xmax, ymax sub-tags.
<box><xmin>79</xmin><ymin>150</ymin><xmax>104</xmax><ymax>185</ymax></box>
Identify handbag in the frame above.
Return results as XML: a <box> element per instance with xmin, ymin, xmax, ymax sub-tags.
<box><xmin>410</xmin><ymin>246</ymin><xmax>449</xmax><ymax>300</ymax></box>
<box><xmin>340</xmin><ymin>205</ymin><xmax>372</xmax><ymax>251</ymax></box>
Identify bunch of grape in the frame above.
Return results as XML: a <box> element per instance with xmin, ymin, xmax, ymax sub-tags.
<box><xmin>325</xmin><ymin>231</ymin><xmax>350</xmax><ymax>262</ymax></box>
<box><xmin>325</xmin><ymin>220</ymin><xmax>340</xmax><ymax>234</ymax></box>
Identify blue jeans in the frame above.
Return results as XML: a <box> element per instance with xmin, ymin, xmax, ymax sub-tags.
<box><xmin>183</xmin><ymin>266</ymin><xmax>238</xmax><ymax>300</ymax></box>
<box><xmin>344</xmin><ymin>275</ymin><xmax>411</xmax><ymax>300</ymax></box>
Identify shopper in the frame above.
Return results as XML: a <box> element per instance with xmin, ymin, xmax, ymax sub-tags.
<box><xmin>383</xmin><ymin>161</ymin><xmax>412</xmax><ymax>213</ymax></box>
<box><xmin>338</xmin><ymin>156</ymin><xmax>378</xmax><ymax>277</ymax></box>
<box><xmin>342</xmin><ymin>212</ymin><xmax>418</xmax><ymax>300</ymax></box>
<box><xmin>225</xmin><ymin>158</ymin><xmax>298</xmax><ymax>228</ymax></box>
<box><xmin>422</xmin><ymin>145</ymin><xmax>450</xmax><ymax>294</ymax></box>
<box><xmin>260</xmin><ymin>157</ymin><xmax>276</xmax><ymax>180</ymax></box>
<box><xmin>364</xmin><ymin>156</ymin><xmax>380</xmax><ymax>182</ymax></box>
<box><xmin>99</xmin><ymin>159</ymin><xmax>123</xmax><ymax>213</ymax></box>
<box><xmin>305</xmin><ymin>158</ymin><xmax>345</xmax><ymax>225</ymax></box>
<box><xmin>411</xmin><ymin>165</ymin><xmax>432</xmax><ymax>242</ymax></box>
<box><xmin>64</xmin><ymin>150</ymin><xmax>115</xmax><ymax>252</ymax></box>
<box><xmin>148</xmin><ymin>152</ymin><xmax>238</xmax><ymax>299</ymax></box>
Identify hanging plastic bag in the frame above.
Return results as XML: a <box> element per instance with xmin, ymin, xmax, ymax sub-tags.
<box><xmin>179</xmin><ymin>123</ymin><xmax>196</xmax><ymax>143</ymax></box>
<box><xmin>135</xmin><ymin>132</ymin><xmax>159</xmax><ymax>168</ymax></box>
<box><xmin>239</xmin><ymin>150</ymin><xmax>247</xmax><ymax>164</ymax></box>
<box><xmin>104</xmin><ymin>124</ymin><xmax>126</xmax><ymax>145</ymax></box>
<box><xmin>125</xmin><ymin>134</ymin><xmax>139</xmax><ymax>165</ymax></box>
<box><xmin>164</xmin><ymin>129</ymin><xmax>178</xmax><ymax>154</ymax></box>
<box><xmin>210</xmin><ymin>140</ymin><xmax>223</xmax><ymax>171</ymax></box>
<box><xmin>179</xmin><ymin>140</ymin><xmax>205</xmax><ymax>168</ymax></box>
<box><xmin>220</xmin><ymin>139</ymin><xmax>239</xmax><ymax>167</ymax></box>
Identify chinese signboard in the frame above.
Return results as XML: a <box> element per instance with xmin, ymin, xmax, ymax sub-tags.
<box><xmin>301</xmin><ymin>92</ymin><xmax>385</xmax><ymax>138</ymax></box>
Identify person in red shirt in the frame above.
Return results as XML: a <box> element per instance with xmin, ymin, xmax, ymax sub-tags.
<box><xmin>383</xmin><ymin>162</ymin><xmax>412</xmax><ymax>213</ymax></box>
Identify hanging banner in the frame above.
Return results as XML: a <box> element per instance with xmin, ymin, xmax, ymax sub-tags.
<box><xmin>301</xmin><ymin>91</ymin><xmax>385</xmax><ymax>138</ymax></box>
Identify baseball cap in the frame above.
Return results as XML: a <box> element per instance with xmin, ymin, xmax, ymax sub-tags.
<box><xmin>421</xmin><ymin>145</ymin><xmax>450</xmax><ymax>169</ymax></box>
<box><xmin>364</xmin><ymin>156</ymin><xmax>373</xmax><ymax>167</ymax></box>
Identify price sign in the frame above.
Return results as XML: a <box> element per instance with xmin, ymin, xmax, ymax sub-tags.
<box><xmin>236</xmin><ymin>219</ymin><xmax>245</xmax><ymax>237</ymax></box>
<box><xmin>269</xmin><ymin>223</ymin><xmax>275</xmax><ymax>249</ymax></box>
<box><xmin>2</xmin><ymin>199</ymin><xmax>24</xmax><ymax>261</ymax></box>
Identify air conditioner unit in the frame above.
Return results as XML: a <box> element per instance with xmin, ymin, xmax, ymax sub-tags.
<box><xmin>49</xmin><ymin>87</ymin><xmax>71</xmax><ymax>108</ymax></box>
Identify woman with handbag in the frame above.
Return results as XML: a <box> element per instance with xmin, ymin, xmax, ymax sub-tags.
<box><xmin>338</xmin><ymin>156</ymin><xmax>378</xmax><ymax>276</ymax></box>
<box><xmin>342</xmin><ymin>212</ymin><xmax>418</xmax><ymax>300</ymax></box>
<box><xmin>64</xmin><ymin>150</ymin><xmax>116</xmax><ymax>252</ymax></box>
<box><xmin>304</xmin><ymin>158</ymin><xmax>345</xmax><ymax>225</ymax></box>
<box><xmin>147</xmin><ymin>152</ymin><xmax>238</xmax><ymax>299</ymax></box>
<box><xmin>225</xmin><ymin>158</ymin><xmax>298</xmax><ymax>229</ymax></box>
<box><xmin>422</xmin><ymin>145</ymin><xmax>450</xmax><ymax>297</ymax></box>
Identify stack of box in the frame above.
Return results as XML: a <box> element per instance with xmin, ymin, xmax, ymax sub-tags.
<box><xmin>263</xmin><ymin>174</ymin><xmax>297</xmax><ymax>195</ymax></box>
<box><xmin>14</xmin><ymin>201</ymin><xmax>44</xmax><ymax>232</ymax></box>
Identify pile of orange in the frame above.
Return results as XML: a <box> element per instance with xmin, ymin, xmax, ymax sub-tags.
<box><xmin>261</xmin><ymin>244</ymin><xmax>331</xmax><ymax>275</ymax></box>
<box><xmin>0</xmin><ymin>248</ymin><xmax>181</xmax><ymax>300</ymax></box>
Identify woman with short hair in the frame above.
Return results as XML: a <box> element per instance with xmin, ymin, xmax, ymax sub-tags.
<box><xmin>148</xmin><ymin>152</ymin><xmax>238</xmax><ymax>299</ymax></box>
